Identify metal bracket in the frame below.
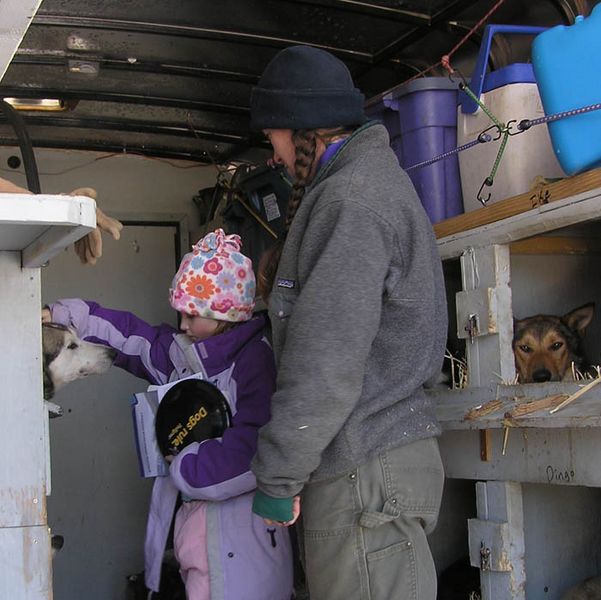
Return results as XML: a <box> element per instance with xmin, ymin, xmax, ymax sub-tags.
<box><xmin>456</xmin><ymin>287</ymin><xmax>499</xmax><ymax>340</ymax></box>
<box><xmin>480</xmin><ymin>541</ymin><xmax>492</xmax><ymax>571</ymax></box>
<box><xmin>468</xmin><ymin>519</ymin><xmax>512</xmax><ymax>573</ymax></box>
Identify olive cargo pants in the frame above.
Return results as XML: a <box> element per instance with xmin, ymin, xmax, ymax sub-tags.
<box><xmin>297</xmin><ymin>437</ymin><xmax>444</xmax><ymax>600</ymax></box>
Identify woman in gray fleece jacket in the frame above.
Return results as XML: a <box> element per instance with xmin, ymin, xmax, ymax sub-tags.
<box><xmin>249</xmin><ymin>45</ymin><xmax>447</xmax><ymax>600</ymax></box>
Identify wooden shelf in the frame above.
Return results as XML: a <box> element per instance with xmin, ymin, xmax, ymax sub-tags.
<box><xmin>435</xmin><ymin>169</ymin><xmax>601</xmax><ymax>260</ymax></box>
<box><xmin>429</xmin><ymin>382</ymin><xmax>601</xmax><ymax>431</ymax></box>
<box><xmin>0</xmin><ymin>193</ymin><xmax>96</xmax><ymax>267</ymax></box>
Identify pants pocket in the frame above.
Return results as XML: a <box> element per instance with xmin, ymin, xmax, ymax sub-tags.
<box><xmin>381</xmin><ymin>438</ymin><xmax>444</xmax><ymax>533</ymax></box>
<box><xmin>366</xmin><ymin>538</ymin><xmax>416</xmax><ymax>600</ymax></box>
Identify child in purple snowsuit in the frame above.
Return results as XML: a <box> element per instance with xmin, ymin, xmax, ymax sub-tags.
<box><xmin>45</xmin><ymin>229</ymin><xmax>293</xmax><ymax>600</ymax></box>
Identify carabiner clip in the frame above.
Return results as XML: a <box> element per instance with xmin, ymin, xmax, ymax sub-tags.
<box><xmin>477</xmin><ymin>177</ymin><xmax>494</xmax><ymax>206</ymax></box>
<box><xmin>481</xmin><ymin>123</ymin><xmax>503</xmax><ymax>142</ymax></box>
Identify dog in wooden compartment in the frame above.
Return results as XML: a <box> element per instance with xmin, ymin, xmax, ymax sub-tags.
<box><xmin>512</xmin><ymin>303</ymin><xmax>595</xmax><ymax>383</ymax></box>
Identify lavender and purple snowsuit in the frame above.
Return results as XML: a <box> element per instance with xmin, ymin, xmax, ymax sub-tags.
<box><xmin>49</xmin><ymin>298</ymin><xmax>293</xmax><ymax>600</ymax></box>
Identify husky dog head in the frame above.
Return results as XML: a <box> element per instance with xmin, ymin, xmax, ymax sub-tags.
<box><xmin>42</xmin><ymin>323</ymin><xmax>117</xmax><ymax>399</ymax></box>
<box><xmin>512</xmin><ymin>303</ymin><xmax>595</xmax><ymax>383</ymax></box>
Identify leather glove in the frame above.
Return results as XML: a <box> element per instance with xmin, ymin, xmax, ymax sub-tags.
<box><xmin>69</xmin><ymin>187</ymin><xmax>123</xmax><ymax>265</ymax></box>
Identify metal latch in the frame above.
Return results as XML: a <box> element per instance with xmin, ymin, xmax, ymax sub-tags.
<box><xmin>465</xmin><ymin>313</ymin><xmax>479</xmax><ymax>343</ymax></box>
<box><xmin>456</xmin><ymin>287</ymin><xmax>499</xmax><ymax>341</ymax></box>
<box><xmin>468</xmin><ymin>519</ymin><xmax>512</xmax><ymax>573</ymax></box>
<box><xmin>480</xmin><ymin>541</ymin><xmax>491</xmax><ymax>571</ymax></box>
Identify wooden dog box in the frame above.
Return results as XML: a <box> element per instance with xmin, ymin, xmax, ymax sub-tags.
<box><xmin>428</xmin><ymin>168</ymin><xmax>601</xmax><ymax>600</ymax></box>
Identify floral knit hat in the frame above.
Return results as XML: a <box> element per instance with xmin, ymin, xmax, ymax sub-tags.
<box><xmin>169</xmin><ymin>229</ymin><xmax>256</xmax><ymax>322</ymax></box>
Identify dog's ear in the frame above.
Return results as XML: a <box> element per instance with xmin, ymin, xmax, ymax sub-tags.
<box><xmin>512</xmin><ymin>317</ymin><xmax>525</xmax><ymax>340</ymax></box>
<box><xmin>42</xmin><ymin>323</ymin><xmax>66</xmax><ymax>359</ymax></box>
<box><xmin>42</xmin><ymin>323</ymin><xmax>65</xmax><ymax>400</ymax></box>
<box><xmin>563</xmin><ymin>302</ymin><xmax>595</xmax><ymax>336</ymax></box>
<box><xmin>43</xmin><ymin>366</ymin><xmax>54</xmax><ymax>400</ymax></box>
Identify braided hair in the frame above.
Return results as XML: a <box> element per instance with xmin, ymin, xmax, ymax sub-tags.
<box><xmin>257</xmin><ymin>126</ymin><xmax>354</xmax><ymax>302</ymax></box>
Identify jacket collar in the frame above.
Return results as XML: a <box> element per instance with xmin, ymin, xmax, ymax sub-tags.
<box><xmin>309</xmin><ymin>120</ymin><xmax>386</xmax><ymax>189</ymax></box>
<box><xmin>188</xmin><ymin>312</ymin><xmax>268</xmax><ymax>377</ymax></box>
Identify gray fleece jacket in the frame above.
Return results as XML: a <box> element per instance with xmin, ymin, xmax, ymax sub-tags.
<box><xmin>251</xmin><ymin>122</ymin><xmax>447</xmax><ymax>498</ymax></box>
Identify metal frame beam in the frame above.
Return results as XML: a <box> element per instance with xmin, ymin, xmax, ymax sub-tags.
<box><xmin>0</xmin><ymin>86</ymin><xmax>249</xmax><ymax>115</ymax></box>
<box><xmin>31</xmin><ymin>14</ymin><xmax>373</xmax><ymax>62</ymax></box>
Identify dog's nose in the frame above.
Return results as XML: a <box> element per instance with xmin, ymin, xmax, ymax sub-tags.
<box><xmin>532</xmin><ymin>368</ymin><xmax>552</xmax><ymax>382</ymax></box>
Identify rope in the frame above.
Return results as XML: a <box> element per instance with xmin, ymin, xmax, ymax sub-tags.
<box><xmin>398</xmin><ymin>0</ymin><xmax>508</xmax><ymax>86</ymax></box>
<box><xmin>490</xmin><ymin>131</ymin><xmax>509</xmax><ymax>179</ymax></box>
<box><xmin>405</xmin><ymin>101</ymin><xmax>601</xmax><ymax>174</ymax></box>
<box><xmin>460</xmin><ymin>82</ymin><xmax>504</xmax><ymax>129</ymax></box>
<box><xmin>405</xmin><ymin>135</ymin><xmax>491</xmax><ymax>172</ymax></box>
<box><xmin>457</xmin><ymin>81</ymin><xmax>511</xmax><ymax>203</ymax></box>
<box><xmin>517</xmin><ymin>102</ymin><xmax>601</xmax><ymax>129</ymax></box>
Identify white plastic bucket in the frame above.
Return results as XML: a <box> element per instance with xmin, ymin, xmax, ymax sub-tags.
<box><xmin>457</xmin><ymin>24</ymin><xmax>567</xmax><ymax>212</ymax></box>
<box><xmin>458</xmin><ymin>81</ymin><xmax>566</xmax><ymax>211</ymax></box>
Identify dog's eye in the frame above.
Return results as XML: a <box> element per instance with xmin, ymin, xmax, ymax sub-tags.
<box><xmin>519</xmin><ymin>345</ymin><xmax>532</xmax><ymax>353</ymax></box>
<box><xmin>67</xmin><ymin>342</ymin><xmax>78</xmax><ymax>350</ymax></box>
<box><xmin>550</xmin><ymin>341</ymin><xmax>564</xmax><ymax>351</ymax></box>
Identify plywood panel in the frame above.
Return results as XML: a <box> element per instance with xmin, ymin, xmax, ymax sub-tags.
<box><xmin>0</xmin><ymin>252</ymin><xmax>47</xmax><ymax>528</ymax></box>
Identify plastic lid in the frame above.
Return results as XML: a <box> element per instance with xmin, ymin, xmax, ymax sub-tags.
<box><xmin>482</xmin><ymin>63</ymin><xmax>536</xmax><ymax>93</ymax></box>
<box><xmin>365</xmin><ymin>76</ymin><xmax>458</xmax><ymax>110</ymax></box>
<box><xmin>154</xmin><ymin>379</ymin><xmax>232</xmax><ymax>457</ymax></box>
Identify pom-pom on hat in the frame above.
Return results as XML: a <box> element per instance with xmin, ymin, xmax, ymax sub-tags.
<box><xmin>169</xmin><ymin>229</ymin><xmax>256</xmax><ymax>322</ymax></box>
<box><xmin>250</xmin><ymin>45</ymin><xmax>367</xmax><ymax>131</ymax></box>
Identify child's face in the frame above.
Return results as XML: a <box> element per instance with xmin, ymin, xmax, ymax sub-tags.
<box><xmin>179</xmin><ymin>312</ymin><xmax>220</xmax><ymax>341</ymax></box>
<box><xmin>264</xmin><ymin>128</ymin><xmax>296</xmax><ymax>177</ymax></box>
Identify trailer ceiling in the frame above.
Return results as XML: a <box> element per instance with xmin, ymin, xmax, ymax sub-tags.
<box><xmin>0</xmin><ymin>0</ymin><xmax>594</xmax><ymax>166</ymax></box>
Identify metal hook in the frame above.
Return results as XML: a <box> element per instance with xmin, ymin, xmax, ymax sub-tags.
<box><xmin>477</xmin><ymin>177</ymin><xmax>494</xmax><ymax>206</ymax></box>
<box><xmin>448</xmin><ymin>67</ymin><xmax>469</xmax><ymax>90</ymax></box>
<box><xmin>506</xmin><ymin>119</ymin><xmax>518</xmax><ymax>136</ymax></box>
<box><xmin>507</xmin><ymin>118</ymin><xmax>530</xmax><ymax>136</ymax></box>
<box><xmin>481</xmin><ymin>123</ymin><xmax>503</xmax><ymax>141</ymax></box>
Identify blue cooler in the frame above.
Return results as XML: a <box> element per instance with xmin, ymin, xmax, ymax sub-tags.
<box><xmin>532</xmin><ymin>4</ymin><xmax>601</xmax><ymax>175</ymax></box>
<box><xmin>365</xmin><ymin>78</ymin><xmax>463</xmax><ymax>224</ymax></box>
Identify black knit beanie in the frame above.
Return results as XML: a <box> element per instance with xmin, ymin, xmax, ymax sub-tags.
<box><xmin>250</xmin><ymin>45</ymin><xmax>367</xmax><ymax>131</ymax></box>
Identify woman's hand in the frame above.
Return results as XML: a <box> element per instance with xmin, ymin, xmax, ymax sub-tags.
<box><xmin>263</xmin><ymin>495</ymin><xmax>301</xmax><ymax>527</ymax></box>
<box><xmin>42</xmin><ymin>308</ymin><xmax>51</xmax><ymax>323</ymax></box>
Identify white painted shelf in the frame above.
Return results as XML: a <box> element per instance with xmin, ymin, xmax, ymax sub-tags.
<box><xmin>0</xmin><ymin>193</ymin><xmax>95</xmax><ymax>600</ymax></box>
<box><xmin>0</xmin><ymin>193</ymin><xmax>96</xmax><ymax>267</ymax></box>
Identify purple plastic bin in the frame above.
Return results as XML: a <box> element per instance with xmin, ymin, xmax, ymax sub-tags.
<box><xmin>365</xmin><ymin>78</ymin><xmax>463</xmax><ymax>224</ymax></box>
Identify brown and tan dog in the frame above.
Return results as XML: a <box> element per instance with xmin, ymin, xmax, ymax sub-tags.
<box><xmin>512</xmin><ymin>303</ymin><xmax>595</xmax><ymax>383</ymax></box>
